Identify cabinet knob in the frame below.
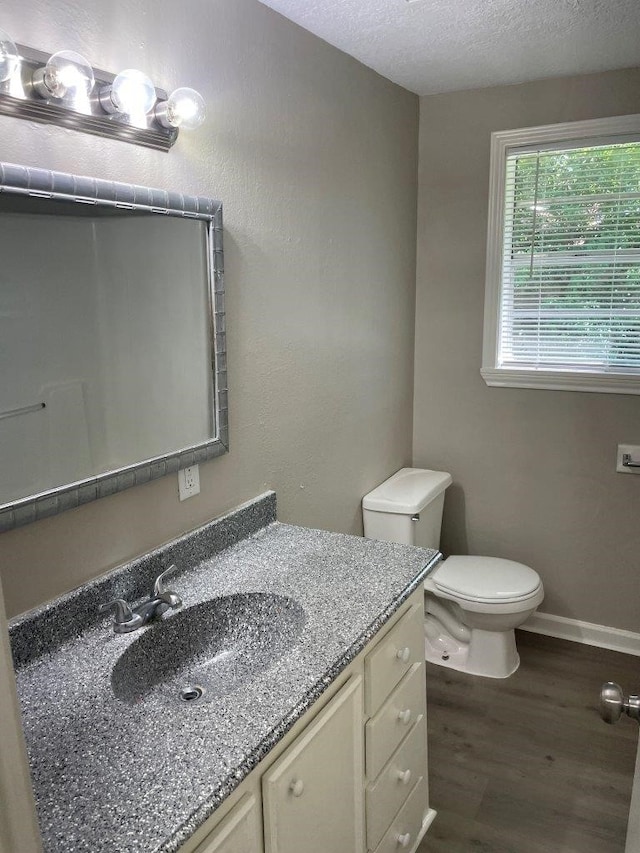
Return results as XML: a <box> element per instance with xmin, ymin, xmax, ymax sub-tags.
<box><xmin>395</xmin><ymin>768</ymin><xmax>411</xmax><ymax>785</ymax></box>
<box><xmin>289</xmin><ymin>778</ymin><xmax>304</xmax><ymax>797</ymax></box>
<box><xmin>396</xmin><ymin>832</ymin><xmax>411</xmax><ymax>848</ymax></box>
<box><xmin>397</xmin><ymin>708</ymin><xmax>412</xmax><ymax>725</ymax></box>
<box><xmin>396</xmin><ymin>647</ymin><xmax>411</xmax><ymax>663</ymax></box>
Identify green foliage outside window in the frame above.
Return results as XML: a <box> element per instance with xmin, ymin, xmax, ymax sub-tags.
<box><xmin>503</xmin><ymin>142</ymin><xmax>640</xmax><ymax>368</ymax></box>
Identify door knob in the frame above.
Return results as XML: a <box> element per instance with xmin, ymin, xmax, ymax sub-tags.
<box><xmin>396</xmin><ymin>647</ymin><xmax>411</xmax><ymax>663</ymax></box>
<box><xmin>600</xmin><ymin>682</ymin><xmax>640</xmax><ymax>724</ymax></box>
<box><xmin>397</xmin><ymin>708</ymin><xmax>412</xmax><ymax>725</ymax></box>
<box><xmin>396</xmin><ymin>832</ymin><xmax>411</xmax><ymax>848</ymax></box>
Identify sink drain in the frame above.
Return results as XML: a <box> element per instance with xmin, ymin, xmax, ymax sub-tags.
<box><xmin>179</xmin><ymin>685</ymin><xmax>205</xmax><ymax>703</ymax></box>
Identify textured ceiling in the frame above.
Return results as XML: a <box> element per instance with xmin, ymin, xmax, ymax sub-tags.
<box><xmin>257</xmin><ymin>0</ymin><xmax>640</xmax><ymax>95</ymax></box>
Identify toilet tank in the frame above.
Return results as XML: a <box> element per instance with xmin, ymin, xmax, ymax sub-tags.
<box><xmin>362</xmin><ymin>468</ymin><xmax>452</xmax><ymax>549</ymax></box>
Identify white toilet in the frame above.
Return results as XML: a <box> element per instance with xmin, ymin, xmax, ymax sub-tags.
<box><xmin>362</xmin><ymin>468</ymin><xmax>544</xmax><ymax>679</ymax></box>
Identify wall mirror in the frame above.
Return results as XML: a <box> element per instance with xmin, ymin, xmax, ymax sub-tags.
<box><xmin>0</xmin><ymin>162</ymin><xmax>227</xmax><ymax>531</ymax></box>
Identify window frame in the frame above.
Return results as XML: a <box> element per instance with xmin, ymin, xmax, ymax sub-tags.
<box><xmin>481</xmin><ymin>113</ymin><xmax>640</xmax><ymax>395</ymax></box>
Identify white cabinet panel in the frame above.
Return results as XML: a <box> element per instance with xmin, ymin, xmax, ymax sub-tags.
<box><xmin>366</xmin><ymin>720</ymin><xmax>427</xmax><ymax>850</ymax></box>
<box><xmin>192</xmin><ymin>793</ymin><xmax>262</xmax><ymax>853</ymax></box>
<box><xmin>262</xmin><ymin>676</ymin><xmax>364</xmax><ymax>853</ymax></box>
<box><xmin>372</xmin><ymin>777</ymin><xmax>428</xmax><ymax>853</ymax></box>
<box><xmin>365</xmin><ymin>662</ymin><xmax>426</xmax><ymax>780</ymax></box>
<box><xmin>365</xmin><ymin>604</ymin><xmax>424</xmax><ymax>716</ymax></box>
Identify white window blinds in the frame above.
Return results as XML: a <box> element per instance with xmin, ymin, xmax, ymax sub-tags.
<box><xmin>499</xmin><ymin>140</ymin><xmax>640</xmax><ymax>374</ymax></box>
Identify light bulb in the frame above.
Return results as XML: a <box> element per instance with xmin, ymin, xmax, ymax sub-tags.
<box><xmin>33</xmin><ymin>50</ymin><xmax>94</xmax><ymax>100</ymax></box>
<box><xmin>0</xmin><ymin>28</ymin><xmax>19</xmax><ymax>83</ymax></box>
<box><xmin>156</xmin><ymin>87</ymin><xmax>206</xmax><ymax>130</ymax></box>
<box><xmin>102</xmin><ymin>68</ymin><xmax>156</xmax><ymax>115</ymax></box>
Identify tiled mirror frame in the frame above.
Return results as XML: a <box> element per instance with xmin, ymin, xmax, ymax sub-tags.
<box><xmin>0</xmin><ymin>162</ymin><xmax>227</xmax><ymax>532</ymax></box>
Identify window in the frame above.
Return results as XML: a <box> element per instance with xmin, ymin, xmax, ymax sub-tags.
<box><xmin>482</xmin><ymin>114</ymin><xmax>640</xmax><ymax>394</ymax></box>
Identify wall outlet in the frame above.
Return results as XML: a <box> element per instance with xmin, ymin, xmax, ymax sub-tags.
<box><xmin>616</xmin><ymin>444</ymin><xmax>640</xmax><ymax>474</ymax></box>
<box><xmin>178</xmin><ymin>464</ymin><xmax>200</xmax><ymax>500</ymax></box>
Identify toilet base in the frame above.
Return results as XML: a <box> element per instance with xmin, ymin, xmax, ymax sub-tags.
<box><xmin>424</xmin><ymin>615</ymin><xmax>520</xmax><ymax>679</ymax></box>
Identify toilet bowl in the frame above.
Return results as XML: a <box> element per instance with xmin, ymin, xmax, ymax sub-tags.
<box><xmin>362</xmin><ymin>468</ymin><xmax>544</xmax><ymax>679</ymax></box>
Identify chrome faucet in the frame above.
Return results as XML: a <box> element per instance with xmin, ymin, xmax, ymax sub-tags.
<box><xmin>99</xmin><ymin>565</ymin><xmax>183</xmax><ymax>634</ymax></box>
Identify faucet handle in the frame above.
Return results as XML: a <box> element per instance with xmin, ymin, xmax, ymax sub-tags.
<box><xmin>98</xmin><ymin>599</ymin><xmax>144</xmax><ymax>633</ymax></box>
<box><xmin>153</xmin><ymin>565</ymin><xmax>183</xmax><ymax>608</ymax></box>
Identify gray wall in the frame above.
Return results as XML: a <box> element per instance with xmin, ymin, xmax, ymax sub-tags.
<box><xmin>414</xmin><ymin>68</ymin><xmax>640</xmax><ymax>632</ymax></box>
<box><xmin>0</xmin><ymin>0</ymin><xmax>419</xmax><ymax>617</ymax></box>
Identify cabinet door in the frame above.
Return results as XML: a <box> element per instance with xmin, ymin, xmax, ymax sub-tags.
<box><xmin>262</xmin><ymin>676</ymin><xmax>364</xmax><ymax>853</ymax></box>
<box><xmin>193</xmin><ymin>793</ymin><xmax>262</xmax><ymax>853</ymax></box>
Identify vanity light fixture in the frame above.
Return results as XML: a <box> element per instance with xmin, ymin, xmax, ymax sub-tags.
<box><xmin>0</xmin><ymin>28</ymin><xmax>19</xmax><ymax>82</ymax></box>
<box><xmin>99</xmin><ymin>68</ymin><xmax>156</xmax><ymax>116</ymax></box>
<box><xmin>32</xmin><ymin>50</ymin><xmax>95</xmax><ymax>101</ymax></box>
<box><xmin>155</xmin><ymin>87</ymin><xmax>206</xmax><ymax>130</ymax></box>
<box><xmin>0</xmin><ymin>31</ymin><xmax>206</xmax><ymax>151</ymax></box>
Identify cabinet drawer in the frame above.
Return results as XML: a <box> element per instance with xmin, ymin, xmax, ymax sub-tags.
<box><xmin>365</xmin><ymin>661</ymin><xmax>426</xmax><ymax>780</ymax></box>
<box><xmin>365</xmin><ymin>603</ymin><xmax>424</xmax><ymax>716</ymax></box>
<box><xmin>366</xmin><ymin>720</ymin><xmax>427</xmax><ymax>851</ymax></box>
<box><xmin>372</xmin><ymin>776</ymin><xmax>428</xmax><ymax>853</ymax></box>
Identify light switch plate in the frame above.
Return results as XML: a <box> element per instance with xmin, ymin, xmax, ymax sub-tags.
<box><xmin>616</xmin><ymin>444</ymin><xmax>640</xmax><ymax>474</ymax></box>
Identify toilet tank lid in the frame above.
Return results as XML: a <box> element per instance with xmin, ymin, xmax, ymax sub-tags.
<box><xmin>362</xmin><ymin>468</ymin><xmax>452</xmax><ymax>514</ymax></box>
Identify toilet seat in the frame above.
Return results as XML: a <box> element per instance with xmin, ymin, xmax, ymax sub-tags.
<box><xmin>431</xmin><ymin>556</ymin><xmax>542</xmax><ymax>604</ymax></box>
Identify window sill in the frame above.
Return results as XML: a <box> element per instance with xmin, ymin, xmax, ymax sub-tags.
<box><xmin>480</xmin><ymin>367</ymin><xmax>640</xmax><ymax>395</ymax></box>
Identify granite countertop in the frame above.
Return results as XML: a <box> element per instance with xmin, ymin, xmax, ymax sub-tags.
<box><xmin>10</xmin><ymin>492</ymin><xmax>439</xmax><ymax>853</ymax></box>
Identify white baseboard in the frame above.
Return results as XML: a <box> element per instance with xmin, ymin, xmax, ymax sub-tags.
<box><xmin>520</xmin><ymin>612</ymin><xmax>640</xmax><ymax>657</ymax></box>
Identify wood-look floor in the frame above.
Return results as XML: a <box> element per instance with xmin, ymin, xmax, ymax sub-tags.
<box><xmin>419</xmin><ymin>631</ymin><xmax>640</xmax><ymax>853</ymax></box>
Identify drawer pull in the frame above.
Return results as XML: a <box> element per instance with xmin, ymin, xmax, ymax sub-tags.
<box><xmin>396</xmin><ymin>832</ymin><xmax>411</xmax><ymax>848</ymax></box>
<box><xmin>395</xmin><ymin>768</ymin><xmax>411</xmax><ymax>785</ymax></box>
<box><xmin>396</xmin><ymin>647</ymin><xmax>411</xmax><ymax>663</ymax></box>
<box><xmin>289</xmin><ymin>778</ymin><xmax>304</xmax><ymax>797</ymax></box>
<box><xmin>397</xmin><ymin>708</ymin><xmax>412</xmax><ymax>725</ymax></box>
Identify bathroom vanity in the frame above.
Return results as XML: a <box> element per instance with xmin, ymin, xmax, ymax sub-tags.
<box><xmin>179</xmin><ymin>586</ymin><xmax>430</xmax><ymax>853</ymax></box>
<box><xmin>9</xmin><ymin>493</ymin><xmax>439</xmax><ymax>853</ymax></box>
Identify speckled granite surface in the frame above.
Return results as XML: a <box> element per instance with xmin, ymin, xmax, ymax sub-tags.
<box><xmin>10</xmin><ymin>492</ymin><xmax>439</xmax><ymax>853</ymax></box>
